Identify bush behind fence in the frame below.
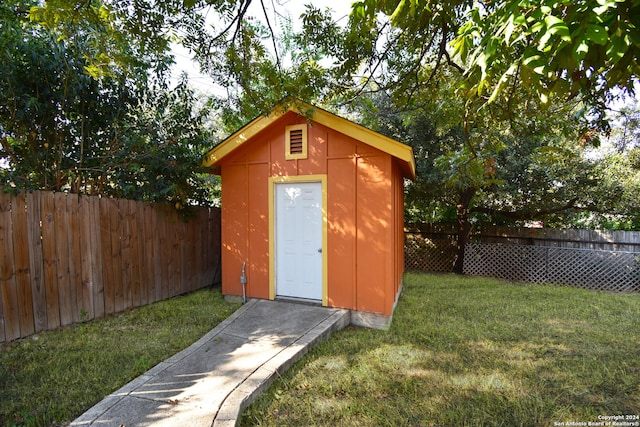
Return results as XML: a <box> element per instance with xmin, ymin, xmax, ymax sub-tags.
<box><xmin>0</xmin><ymin>191</ymin><xmax>221</xmax><ymax>343</ymax></box>
<box><xmin>405</xmin><ymin>225</ymin><xmax>640</xmax><ymax>293</ymax></box>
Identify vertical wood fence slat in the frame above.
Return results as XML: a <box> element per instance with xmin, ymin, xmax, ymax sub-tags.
<box><xmin>78</xmin><ymin>195</ymin><xmax>95</xmax><ymax>321</ymax></box>
<box><xmin>211</xmin><ymin>208</ymin><xmax>221</xmax><ymax>284</ymax></box>
<box><xmin>167</xmin><ymin>212</ymin><xmax>179</xmax><ymax>297</ymax></box>
<box><xmin>99</xmin><ymin>198</ymin><xmax>114</xmax><ymax>315</ymax></box>
<box><xmin>12</xmin><ymin>193</ymin><xmax>35</xmax><ymax>338</ymax></box>
<box><xmin>41</xmin><ymin>192</ymin><xmax>60</xmax><ymax>330</ymax></box>
<box><xmin>67</xmin><ymin>195</ymin><xmax>82</xmax><ymax>324</ymax></box>
<box><xmin>90</xmin><ymin>196</ymin><xmax>104</xmax><ymax>319</ymax></box>
<box><xmin>26</xmin><ymin>192</ymin><xmax>46</xmax><ymax>332</ymax></box>
<box><xmin>129</xmin><ymin>199</ymin><xmax>141</xmax><ymax>308</ymax></box>
<box><xmin>112</xmin><ymin>199</ymin><xmax>125</xmax><ymax>313</ymax></box>
<box><xmin>0</xmin><ymin>192</ymin><xmax>20</xmax><ymax>341</ymax></box>
<box><xmin>141</xmin><ymin>202</ymin><xmax>154</xmax><ymax>305</ymax></box>
<box><xmin>189</xmin><ymin>216</ymin><xmax>197</xmax><ymax>292</ymax></box>
<box><xmin>120</xmin><ymin>199</ymin><xmax>133</xmax><ymax>310</ymax></box>
<box><xmin>160</xmin><ymin>207</ymin><xmax>170</xmax><ymax>300</ymax></box>
<box><xmin>177</xmin><ymin>218</ymin><xmax>186</xmax><ymax>295</ymax></box>
<box><xmin>194</xmin><ymin>209</ymin><xmax>204</xmax><ymax>287</ymax></box>
<box><xmin>198</xmin><ymin>209</ymin><xmax>207</xmax><ymax>286</ymax></box>
<box><xmin>54</xmin><ymin>193</ymin><xmax>73</xmax><ymax>327</ymax></box>
<box><xmin>152</xmin><ymin>204</ymin><xmax>163</xmax><ymax>303</ymax></box>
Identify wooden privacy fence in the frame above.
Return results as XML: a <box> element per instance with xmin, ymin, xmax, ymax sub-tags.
<box><xmin>405</xmin><ymin>224</ymin><xmax>640</xmax><ymax>292</ymax></box>
<box><xmin>0</xmin><ymin>191</ymin><xmax>221</xmax><ymax>343</ymax></box>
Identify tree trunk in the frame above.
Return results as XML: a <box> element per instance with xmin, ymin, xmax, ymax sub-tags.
<box><xmin>452</xmin><ymin>188</ymin><xmax>476</xmax><ymax>274</ymax></box>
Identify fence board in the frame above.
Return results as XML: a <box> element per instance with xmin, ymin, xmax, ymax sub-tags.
<box><xmin>120</xmin><ymin>199</ymin><xmax>133</xmax><ymax>310</ymax></box>
<box><xmin>41</xmin><ymin>192</ymin><xmax>60</xmax><ymax>330</ymax></box>
<box><xmin>189</xmin><ymin>217</ymin><xmax>196</xmax><ymax>292</ymax></box>
<box><xmin>214</xmin><ymin>208</ymin><xmax>222</xmax><ymax>283</ymax></box>
<box><xmin>167</xmin><ymin>215</ymin><xmax>180</xmax><ymax>297</ymax></box>
<box><xmin>99</xmin><ymin>198</ymin><xmax>114</xmax><ymax>315</ymax></box>
<box><xmin>129</xmin><ymin>199</ymin><xmax>141</xmax><ymax>307</ymax></box>
<box><xmin>66</xmin><ymin>195</ymin><xmax>82</xmax><ymax>323</ymax></box>
<box><xmin>0</xmin><ymin>192</ymin><xmax>20</xmax><ymax>341</ymax></box>
<box><xmin>12</xmin><ymin>193</ymin><xmax>34</xmax><ymax>337</ymax></box>
<box><xmin>141</xmin><ymin>202</ymin><xmax>153</xmax><ymax>305</ymax></box>
<box><xmin>78</xmin><ymin>195</ymin><xmax>94</xmax><ymax>321</ymax></box>
<box><xmin>113</xmin><ymin>199</ymin><xmax>126</xmax><ymax>312</ymax></box>
<box><xmin>26</xmin><ymin>192</ymin><xmax>46</xmax><ymax>332</ymax></box>
<box><xmin>197</xmin><ymin>209</ymin><xmax>207</xmax><ymax>286</ymax></box>
<box><xmin>90</xmin><ymin>196</ymin><xmax>104</xmax><ymax>319</ymax></box>
<box><xmin>151</xmin><ymin>203</ymin><xmax>161</xmax><ymax>302</ymax></box>
<box><xmin>54</xmin><ymin>193</ymin><xmax>73</xmax><ymax>327</ymax></box>
<box><xmin>160</xmin><ymin>207</ymin><xmax>171</xmax><ymax>300</ymax></box>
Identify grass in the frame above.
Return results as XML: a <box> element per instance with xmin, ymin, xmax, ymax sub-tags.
<box><xmin>241</xmin><ymin>273</ymin><xmax>640</xmax><ymax>426</ymax></box>
<box><xmin>0</xmin><ymin>286</ymin><xmax>241</xmax><ymax>427</ymax></box>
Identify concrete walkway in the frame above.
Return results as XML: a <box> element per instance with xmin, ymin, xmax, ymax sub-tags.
<box><xmin>71</xmin><ymin>299</ymin><xmax>350</xmax><ymax>427</ymax></box>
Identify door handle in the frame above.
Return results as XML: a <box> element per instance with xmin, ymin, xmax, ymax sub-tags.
<box><xmin>317</xmin><ymin>248</ymin><xmax>322</xmax><ymax>253</ymax></box>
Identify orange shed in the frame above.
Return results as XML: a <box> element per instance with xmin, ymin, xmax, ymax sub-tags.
<box><xmin>203</xmin><ymin>100</ymin><xmax>416</xmax><ymax>328</ymax></box>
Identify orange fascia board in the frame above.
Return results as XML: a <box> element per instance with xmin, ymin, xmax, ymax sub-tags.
<box><xmin>202</xmin><ymin>100</ymin><xmax>417</xmax><ymax>180</ymax></box>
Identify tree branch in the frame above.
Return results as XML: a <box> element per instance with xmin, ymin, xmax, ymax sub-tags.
<box><xmin>260</xmin><ymin>0</ymin><xmax>282</xmax><ymax>74</ymax></box>
<box><xmin>206</xmin><ymin>0</ymin><xmax>253</xmax><ymax>51</ymax></box>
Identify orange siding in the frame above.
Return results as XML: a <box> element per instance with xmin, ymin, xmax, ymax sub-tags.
<box><xmin>218</xmin><ymin>110</ymin><xmax>405</xmax><ymax>316</ymax></box>
<box><xmin>248</xmin><ymin>163</ymin><xmax>269</xmax><ymax>299</ymax></box>
<box><xmin>327</xmin><ymin>161</ymin><xmax>356</xmax><ymax>310</ymax></box>
<box><xmin>355</xmin><ymin>154</ymin><xmax>393</xmax><ymax>315</ymax></box>
<box><xmin>220</xmin><ymin>164</ymin><xmax>248</xmax><ymax>297</ymax></box>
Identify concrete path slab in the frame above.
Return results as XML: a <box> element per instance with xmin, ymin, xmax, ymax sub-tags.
<box><xmin>71</xmin><ymin>299</ymin><xmax>350</xmax><ymax>427</ymax></box>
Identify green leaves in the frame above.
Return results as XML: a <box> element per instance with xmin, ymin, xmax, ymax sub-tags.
<box><xmin>543</xmin><ymin>15</ymin><xmax>571</xmax><ymax>43</ymax></box>
<box><xmin>452</xmin><ymin>0</ymin><xmax>640</xmax><ymax>110</ymax></box>
<box><xmin>585</xmin><ymin>24</ymin><xmax>608</xmax><ymax>45</ymax></box>
<box><xmin>0</xmin><ymin>1</ymin><xmax>215</xmax><ymax>207</ymax></box>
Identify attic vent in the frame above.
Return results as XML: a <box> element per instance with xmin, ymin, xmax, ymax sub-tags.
<box><xmin>289</xmin><ymin>129</ymin><xmax>304</xmax><ymax>153</ymax></box>
<box><xmin>285</xmin><ymin>124</ymin><xmax>308</xmax><ymax>160</ymax></box>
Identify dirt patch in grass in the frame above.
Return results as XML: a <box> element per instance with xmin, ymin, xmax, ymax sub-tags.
<box><xmin>0</xmin><ymin>286</ymin><xmax>240</xmax><ymax>427</ymax></box>
<box><xmin>241</xmin><ymin>273</ymin><xmax>640</xmax><ymax>426</ymax></box>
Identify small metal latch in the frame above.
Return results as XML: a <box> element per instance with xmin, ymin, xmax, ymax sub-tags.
<box><xmin>317</xmin><ymin>248</ymin><xmax>322</xmax><ymax>253</ymax></box>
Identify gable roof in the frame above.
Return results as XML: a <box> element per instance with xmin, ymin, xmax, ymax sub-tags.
<box><xmin>203</xmin><ymin>100</ymin><xmax>416</xmax><ymax>180</ymax></box>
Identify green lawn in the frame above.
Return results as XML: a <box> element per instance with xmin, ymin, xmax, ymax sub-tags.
<box><xmin>0</xmin><ymin>286</ymin><xmax>240</xmax><ymax>427</ymax></box>
<box><xmin>241</xmin><ymin>273</ymin><xmax>640</xmax><ymax>426</ymax></box>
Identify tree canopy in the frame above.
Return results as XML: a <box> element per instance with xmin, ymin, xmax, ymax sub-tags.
<box><xmin>1</xmin><ymin>0</ymin><xmax>638</xmax><ymax>235</ymax></box>
<box><xmin>0</xmin><ymin>0</ymin><xmax>216</xmax><ymax>208</ymax></box>
<box><xmin>454</xmin><ymin>0</ymin><xmax>640</xmax><ymax>115</ymax></box>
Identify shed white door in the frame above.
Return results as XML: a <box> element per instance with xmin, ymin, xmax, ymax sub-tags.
<box><xmin>275</xmin><ymin>182</ymin><xmax>323</xmax><ymax>301</ymax></box>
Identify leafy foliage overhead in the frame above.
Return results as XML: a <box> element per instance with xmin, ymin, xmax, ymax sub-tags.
<box><xmin>453</xmin><ymin>0</ymin><xmax>640</xmax><ymax>111</ymax></box>
<box><xmin>0</xmin><ymin>0</ymin><xmax>217</xmax><ymax>208</ymax></box>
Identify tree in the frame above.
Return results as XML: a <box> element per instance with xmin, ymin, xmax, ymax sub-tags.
<box><xmin>357</xmin><ymin>83</ymin><xmax>640</xmax><ymax>271</ymax></box>
<box><xmin>0</xmin><ymin>0</ymin><xmax>216</xmax><ymax>209</ymax></box>
<box><xmin>453</xmin><ymin>0</ymin><xmax>640</xmax><ymax>118</ymax></box>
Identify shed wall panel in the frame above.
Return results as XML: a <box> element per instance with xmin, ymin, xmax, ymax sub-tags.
<box><xmin>248</xmin><ymin>163</ymin><xmax>270</xmax><ymax>299</ymax></box>
<box><xmin>356</xmin><ymin>154</ymin><xmax>393</xmax><ymax>315</ymax></box>
<box><xmin>327</xmin><ymin>157</ymin><xmax>356</xmax><ymax>310</ymax></box>
<box><xmin>221</xmin><ymin>164</ymin><xmax>249</xmax><ymax>297</ymax></box>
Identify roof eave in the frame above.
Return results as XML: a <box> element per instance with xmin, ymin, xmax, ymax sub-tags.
<box><xmin>202</xmin><ymin>101</ymin><xmax>417</xmax><ymax>181</ymax></box>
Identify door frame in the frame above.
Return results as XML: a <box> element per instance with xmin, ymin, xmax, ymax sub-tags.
<box><xmin>268</xmin><ymin>174</ymin><xmax>328</xmax><ymax>306</ymax></box>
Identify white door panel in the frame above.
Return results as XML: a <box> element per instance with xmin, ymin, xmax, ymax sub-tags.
<box><xmin>275</xmin><ymin>182</ymin><xmax>322</xmax><ymax>300</ymax></box>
